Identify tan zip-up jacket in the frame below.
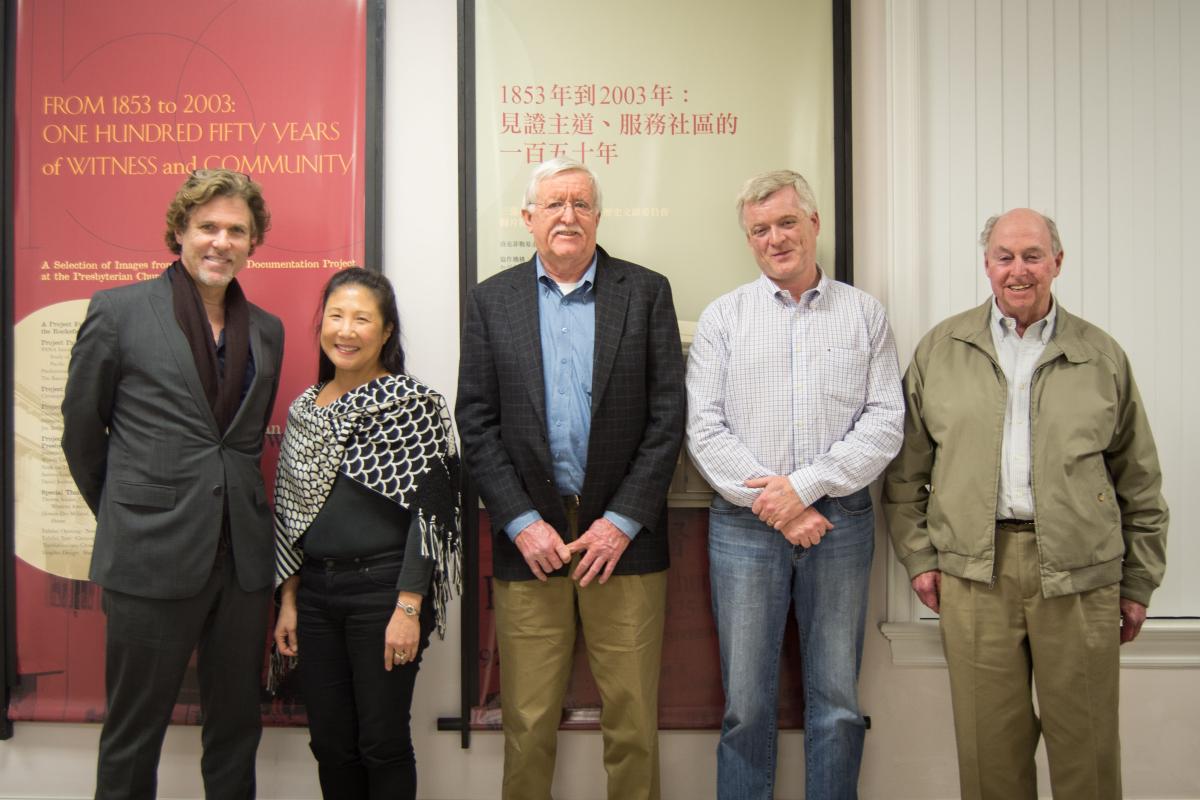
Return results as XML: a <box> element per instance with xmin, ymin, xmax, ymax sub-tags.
<box><xmin>883</xmin><ymin>300</ymin><xmax>1168</xmax><ymax>606</ymax></box>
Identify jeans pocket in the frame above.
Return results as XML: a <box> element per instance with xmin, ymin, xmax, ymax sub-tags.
<box><xmin>360</xmin><ymin>561</ymin><xmax>403</xmax><ymax>589</ymax></box>
<box><xmin>829</xmin><ymin>487</ymin><xmax>873</xmax><ymax>516</ymax></box>
<box><xmin>710</xmin><ymin>494</ymin><xmax>741</xmax><ymax>515</ymax></box>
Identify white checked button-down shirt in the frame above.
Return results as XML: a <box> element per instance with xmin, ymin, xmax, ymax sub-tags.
<box><xmin>989</xmin><ymin>298</ymin><xmax>1056</xmax><ymax>520</ymax></box>
<box><xmin>686</xmin><ymin>271</ymin><xmax>904</xmax><ymax>508</ymax></box>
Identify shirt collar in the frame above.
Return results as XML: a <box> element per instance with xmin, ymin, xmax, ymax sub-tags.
<box><xmin>536</xmin><ymin>252</ymin><xmax>598</xmax><ymax>295</ymax></box>
<box><xmin>758</xmin><ymin>267</ymin><xmax>829</xmax><ymax>308</ymax></box>
<box><xmin>990</xmin><ymin>296</ymin><xmax>1056</xmax><ymax>344</ymax></box>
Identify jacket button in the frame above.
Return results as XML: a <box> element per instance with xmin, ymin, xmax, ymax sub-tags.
<box><xmin>1097</xmin><ymin>493</ymin><xmax>1105</xmax><ymax>502</ymax></box>
<box><xmin>212</xmin><ymin>485</ymin><xmax>224</xmax><ymax>497</ymax></box>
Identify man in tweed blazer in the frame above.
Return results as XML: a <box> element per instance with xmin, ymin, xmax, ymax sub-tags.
<box><xmin>456</xmin><ymin>158</ymin><xmax>685</xmax><ymax>800</ymax></box>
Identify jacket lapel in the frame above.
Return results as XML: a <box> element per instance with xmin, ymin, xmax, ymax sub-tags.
<box><xmin>1039</xmin><ymin>304</ymin><xmax>1090</xmax><ymax>367</ymax></box>
<box><xmin>590</xmin><ymin>248</ymin><xmax>628</xmax><ymax>417</ymax></box>
<box><xmin>223</xmin><ymin>313</ymin><xmax>267</xmax><ymax>438</ymax></box>
<box><xmin>148</xmin><ymin>273</ymin><xmax>221</xmax><ymax>435</ymax></box>
<box><xmin>506</xmin><ymin>261</ymin><xmax>548</xmax><ymax>428</ymax></box>
<box><xmin>952</xmin><ymin>300</ymin><xmax>1000</xmax><ymax>365</ymax></box>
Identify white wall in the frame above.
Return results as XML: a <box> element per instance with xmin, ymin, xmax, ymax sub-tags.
<box><xmin>2</xmin><ymin>1</ymin><xmax>1197</xmax><ymax>798</ymax></box>
<box><xmin>886</xmin><ymin>0</ymin><xmax>1198</xmax><ymax>619</ymax></box>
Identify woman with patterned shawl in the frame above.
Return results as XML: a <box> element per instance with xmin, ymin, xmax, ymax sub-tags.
<box><xmin>272</xmin><ymin>267</ymin><xmax>460</xmax><ymax>800</ymax></box>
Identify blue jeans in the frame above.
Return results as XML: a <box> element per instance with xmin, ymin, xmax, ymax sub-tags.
<box><xmin>709</xmin><ymin>487</ymin><xmax>875</xmax><ymax>800</ymax></box>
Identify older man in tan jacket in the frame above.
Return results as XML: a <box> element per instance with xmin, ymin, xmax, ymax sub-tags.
<box><xmin>884</xmin><ymin>208</ymin><xmax>1168</xmax><ymax>800</ymax></box>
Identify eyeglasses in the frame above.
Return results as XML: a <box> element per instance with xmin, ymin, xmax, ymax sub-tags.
<box><xmin>532</xmin><ymin>200</ymin><xmax>596</xmax><ymax>218</ymax></box>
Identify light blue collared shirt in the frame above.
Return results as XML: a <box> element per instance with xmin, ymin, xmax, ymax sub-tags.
<box><xmin>503</xmin><ymin>254</ymin><xmax>641</xmax><ymax>542</ymax></box>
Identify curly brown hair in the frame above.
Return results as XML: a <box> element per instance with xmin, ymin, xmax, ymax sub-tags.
<box><xmin>164</xmin><ymin>169</ymin><xmax>271</xmax><ymax>255</ymax></box>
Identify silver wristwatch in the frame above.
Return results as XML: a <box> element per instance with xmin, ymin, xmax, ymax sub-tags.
<box><xmin>395</xmin><ymin>598</ymin><xmax>418</xmax><ymax>616</ymax></box>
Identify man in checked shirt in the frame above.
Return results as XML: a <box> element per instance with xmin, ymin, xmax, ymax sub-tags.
<box><xmin>686</xmin><ymin>170</ymin><xmax>904</xmax><ymax>800</ymax></box>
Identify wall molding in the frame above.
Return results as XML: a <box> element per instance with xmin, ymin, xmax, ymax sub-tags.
<box><xmin>882</xmin><ymin>0</ymin><xmax>926</xmax><ymax>625</ymax></box>
<box><xmin>880</xmin><ymin>620</ymin><xmax>1200</xmax><ymax>669</ymax></box>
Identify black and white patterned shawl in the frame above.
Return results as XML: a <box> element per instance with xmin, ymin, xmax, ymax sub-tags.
<box><xmin>273</xmin><ymin>373</ymin><xmax>462</xmax><ymax>636</ymax></box>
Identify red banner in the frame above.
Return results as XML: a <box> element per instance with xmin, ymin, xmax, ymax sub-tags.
<box><xmin>8</xmin><ymin>0</ymin><xmax>371</xmax><ymax>726</ymax></box>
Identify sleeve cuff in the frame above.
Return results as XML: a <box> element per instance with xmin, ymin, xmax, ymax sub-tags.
<box><xmin>504</xmin><ymin>510</ymin><xmax>542</xmax><ymax>541</ymax></box>
<box><xmin>787</xmin><ymin>469</ymin><xmax>827</xmax><ymax>508</ymax></box>
<box><xmin>1119</xmin><ymin>575</ymin><xmax>1156</xmax><ymax>608</ymax></box>
<box><xmin>604</xmin><ymin>510</ymin><xmax>642</xmax><ymax>540</ymax></box>
<box><xmin>900</xmin><ymin>547</ymin><xmax>940</xmax><ymax>579</ymax></box>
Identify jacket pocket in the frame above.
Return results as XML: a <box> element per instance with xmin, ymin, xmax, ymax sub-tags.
<box><xmin>110</xmin><ymin>480</ymin><xmax>176</xmax><ymax>509</ymax></box>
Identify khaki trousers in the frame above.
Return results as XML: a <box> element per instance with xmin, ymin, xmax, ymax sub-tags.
<box><xmin>940</xmin><ymin>522</ymin><xmax>1122</xmax><ymax>799</ymax></box>
<box><xmin>494</xmin><ymin>514</ymin><xmax>667</xmax><ymax>800</ymax></box>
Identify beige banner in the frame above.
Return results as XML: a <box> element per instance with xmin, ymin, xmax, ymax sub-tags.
<box><xmin>474</xmin><ymin>0</ymin><xmax>836</xmax><ymax>323</ymax></box>
<box><xmin>13</xmin><ymin>300</ymin><xmax>94</xmax><ymax>579</ymax></box>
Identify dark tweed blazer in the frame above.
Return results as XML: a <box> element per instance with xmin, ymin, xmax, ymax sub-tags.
<box><xmin>456</xmin><ymin>247</ymin><xmax>685</xmax><ymax>581</ymax></box>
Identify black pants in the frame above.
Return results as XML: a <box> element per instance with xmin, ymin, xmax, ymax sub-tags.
<box><xmin>97</xmin><ymin>553</ymin><xmax>270</xmax><ymax>800</ymax></box>
<box><xmin>297</xmin><ymin>556</ymin><xmax>433</xmax><ymax>800</ymax></box>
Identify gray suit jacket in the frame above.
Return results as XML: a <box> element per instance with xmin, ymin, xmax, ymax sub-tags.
<box><xmin>456</xmin><ymin>247</ymin><xmax>685</xmax><ymax>581</ymax></box>
<box><xmin>61</xmin><ymin>270</ymin><xmax>284</xmax><ymax>598</ymax></box>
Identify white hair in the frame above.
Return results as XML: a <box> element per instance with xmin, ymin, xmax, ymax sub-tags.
<box><xmin>522</xmin><ymin>157</ymin><xmax>602</xmax><ymax>211</ymax></box>
<box><xmin>735</xmin><ymin>170</ymin><xmax>818</xmax><ymax>231</ymax></box>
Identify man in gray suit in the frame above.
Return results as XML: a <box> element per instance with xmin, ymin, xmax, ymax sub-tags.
<box><xmin>456</xmin><ymin>157</ymin><xmax>685</xmax><ymax>800</ymax></box>
<box><xmin>62</xmin><ymin>169</ymin><xmax>284</xmax><ymax>800</ymax></box>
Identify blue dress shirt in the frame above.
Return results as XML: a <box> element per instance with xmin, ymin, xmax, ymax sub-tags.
<box><xmin>503</xmin><ymin>254</ymin><xmax>641</xmax><ymax>542</ymax></box>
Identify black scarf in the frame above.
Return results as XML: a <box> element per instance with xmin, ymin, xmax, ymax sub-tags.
<box><xmin>168</xmin><ymin>260</ymin><xmax>251</xmax><ymax>433</ymax></box>
<box><xmin>273</xmin><ymin>374</ymin><xmax>463</xmax><ymax>635</ymax></box>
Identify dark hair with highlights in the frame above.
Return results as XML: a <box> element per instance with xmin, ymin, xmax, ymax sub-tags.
<box><xmin>316</xmin><ymin>267</ymin><xmax>406</xmax><ymax>382</ymax></box>
<box><xmin>164</xmin><ymin>169</ymin><xmax>270</xmax><ymax>255</ymax></box>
